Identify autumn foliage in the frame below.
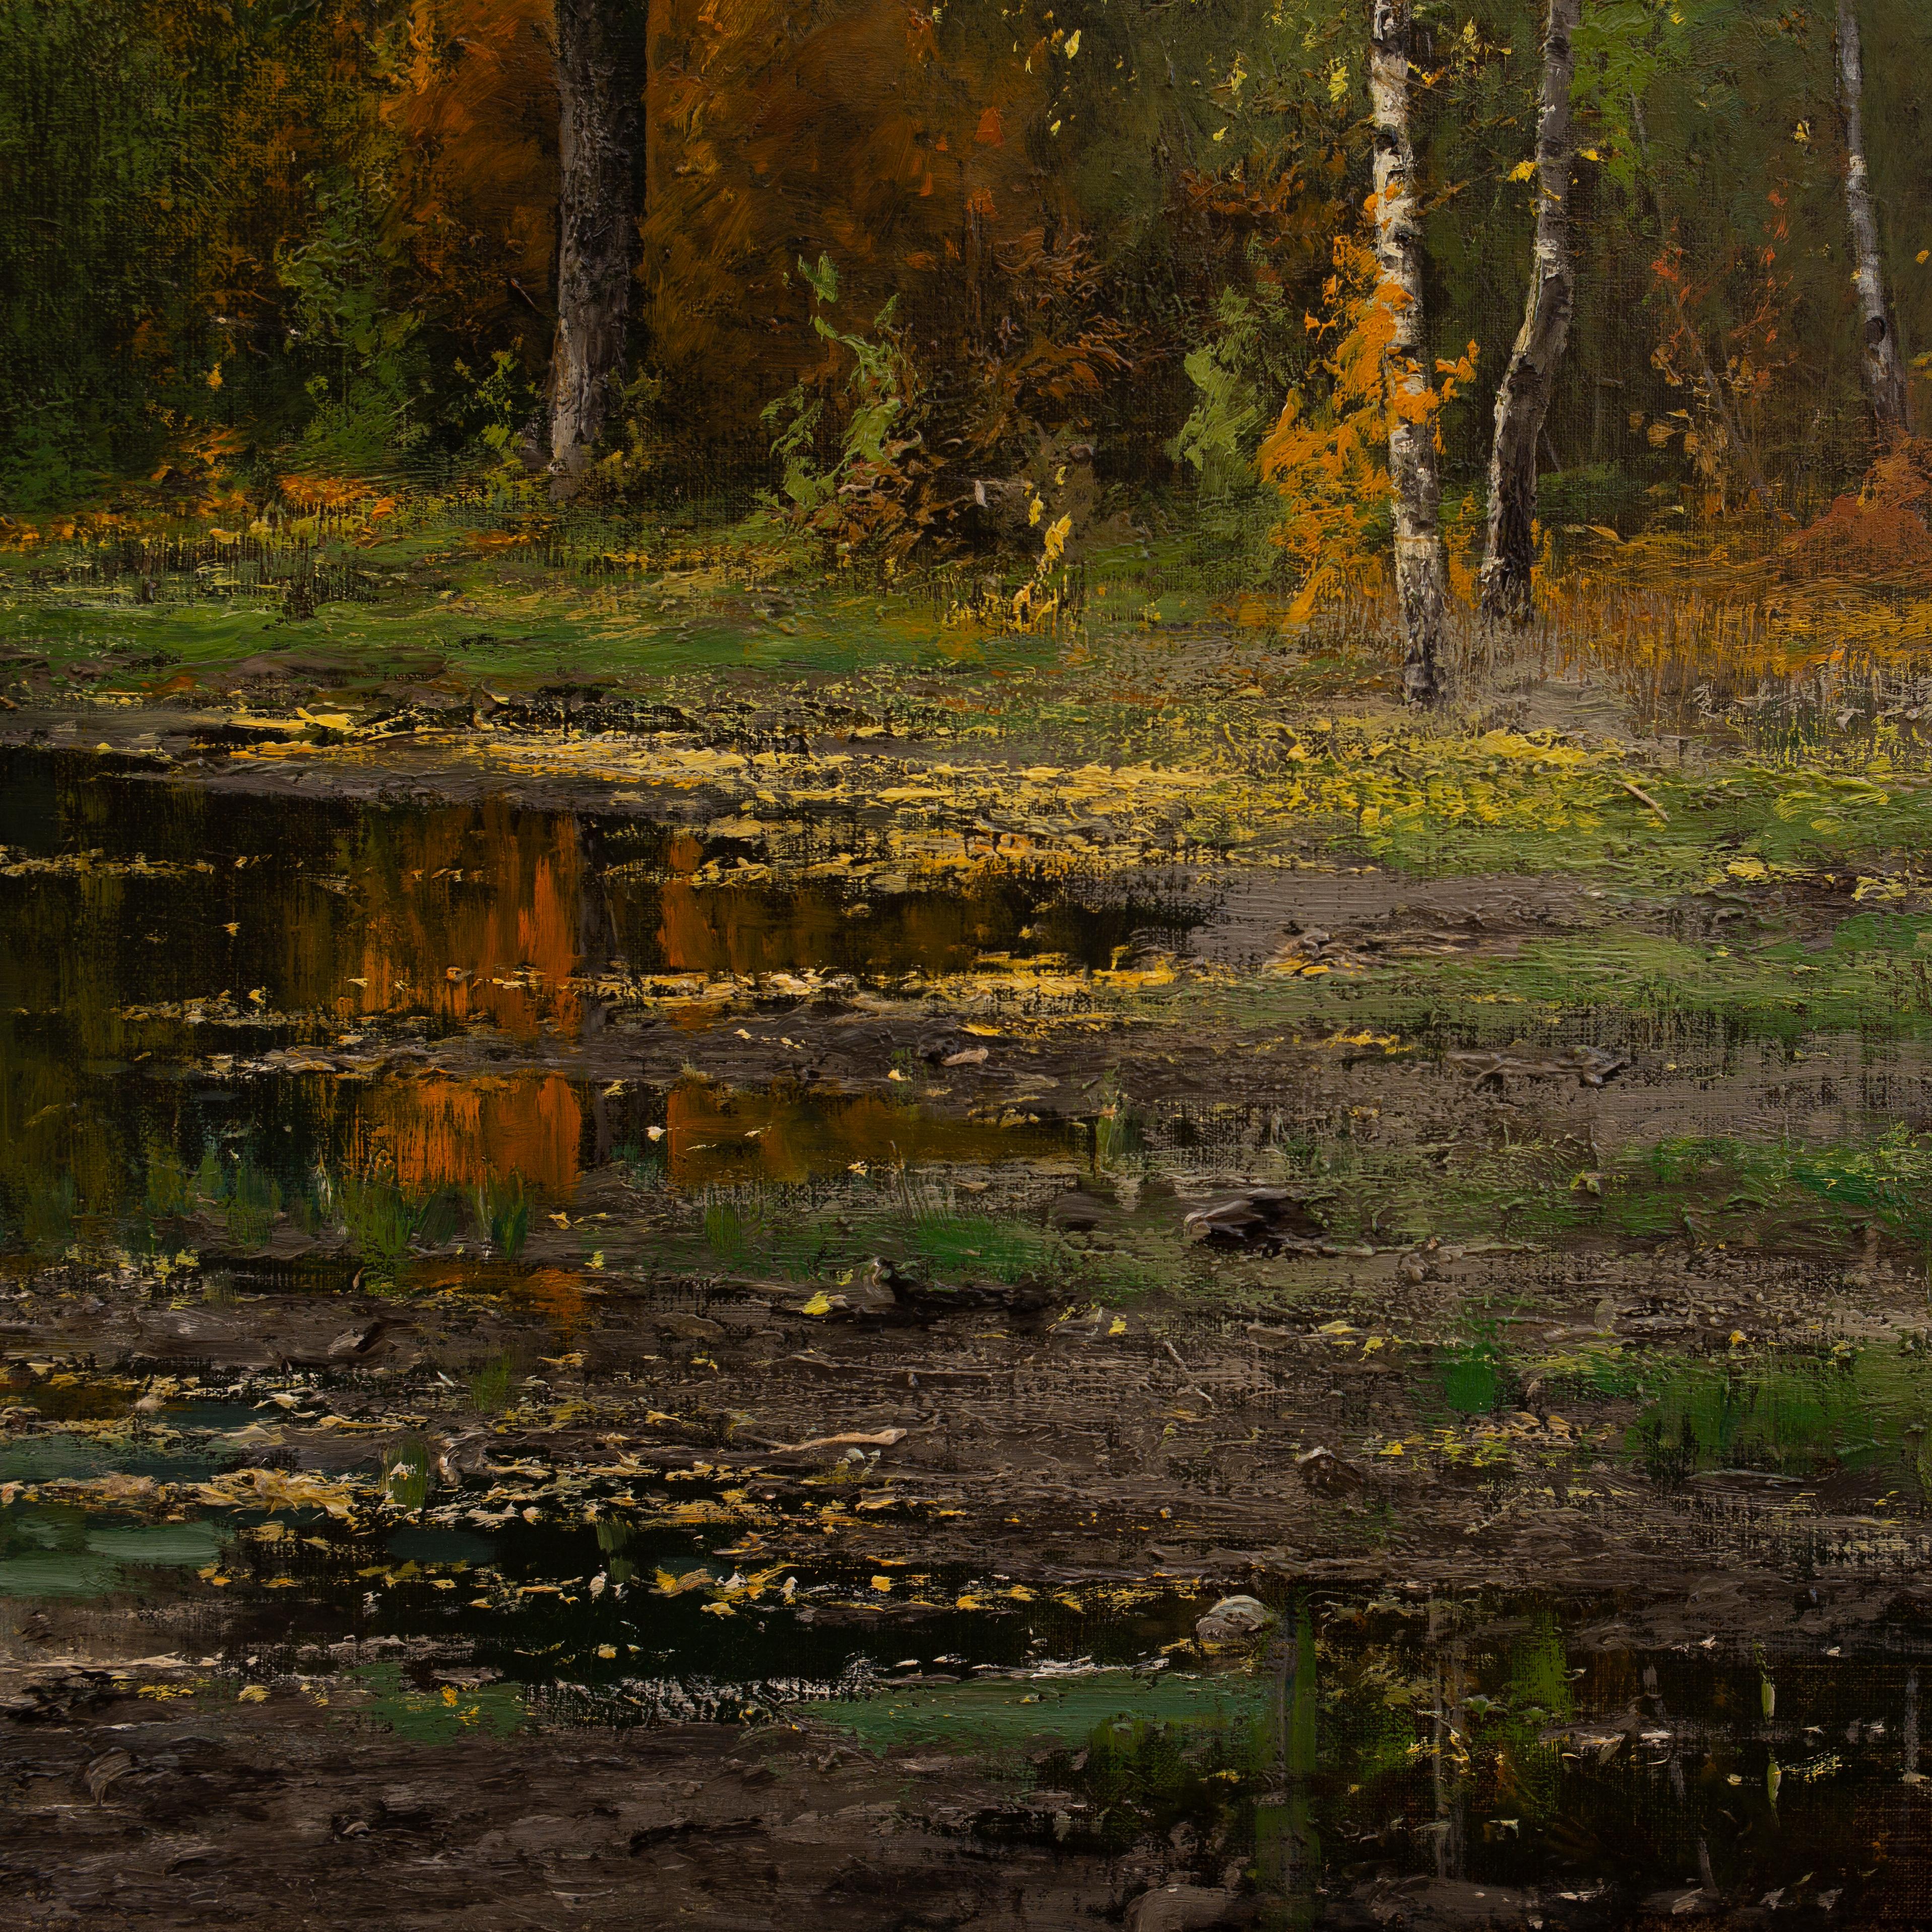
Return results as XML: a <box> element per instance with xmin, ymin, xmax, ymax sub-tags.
<box><xmin>1259</xmin><ymin>219</ymin><xmax>1477</xmax><ymax>617</ymax></box>
<box><xmin>2</xmin><ymin>0</ymin><xmax>1930</xmax><ymax>574</ymax></box>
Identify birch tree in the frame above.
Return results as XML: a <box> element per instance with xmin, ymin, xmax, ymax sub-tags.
<box><xmin>549</xmin><ymin>0</ymin><xmax>640</xmax><ymax>492</ymax></box>
<box><xmin>1368</xmin><ymin>0</ymin><xmax>1448</xmax><ymax>703</ymax></box>
<box><xmin>1836</xmin><ymin>0</ymin><xmax>1909</xmax><ymax>440</ymax></box>
<box><xmin>1479</xmin><ymin>0</ymin><xmax>1581</xmax><ymax>625</ymax></box>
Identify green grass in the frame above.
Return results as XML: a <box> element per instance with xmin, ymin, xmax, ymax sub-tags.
<box><xmin>1630</xmin><ymin>1346</ymin><xmax>1932</xmax><ymax>1491</ymax></box>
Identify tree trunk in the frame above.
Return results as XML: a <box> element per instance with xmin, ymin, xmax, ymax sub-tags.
<box><xmin>549</xmin><ymin>0</ymin><xmax>638</xmax><ymax>494</ymax></box>
<box><xmin>1837</xmin><ymin>0</ymin><xmax>1909</xmax><ymax>441</ymax></box>
<box><xmin>1368</xmin><ymin>0</ymin><xmax>1448</xmax><ymax>704</ymax></box>
<box><xmin>1479</xmin><ymin>0</ymin><xmax>1581</xmax><ymax>626</ymax></box>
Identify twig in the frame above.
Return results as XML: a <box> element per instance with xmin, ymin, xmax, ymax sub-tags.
<box><xmin>1621</xmin><ymin>777</ymin><xmax>1670</xmax><ymax>823</ymax></box>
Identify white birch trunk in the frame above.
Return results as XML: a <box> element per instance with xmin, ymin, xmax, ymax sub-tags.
<box><xmin>1837</xmin><ymin>0</ymin><xmax>1909</xmax><ymax>440</ymax></box>
<box><xmin>1369</xmin><ymin>0</ymin><xmax>1448</xmax><ymax>702</ymax></box>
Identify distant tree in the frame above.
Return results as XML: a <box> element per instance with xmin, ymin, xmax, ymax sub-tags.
<box><xmin>1479</xmin><ymin>0</ymin><xmax>1581</xmax><ymax>625</ymax></box>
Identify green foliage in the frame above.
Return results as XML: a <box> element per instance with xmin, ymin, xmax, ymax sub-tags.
<box><xmin>0</xmin><ymin>0</ymin><xmax>394</xmax><ymax>510</ymax></box>
<box><xmin>1171</xmin><ymin>285</ymin><xmax>1307</xmax><ymax>553</ymax></box>
<box><xmin>279</xmin><ymin>179</ymin><xmax>433</xmax><ymax>478</ymax></box>
<box><xmin>450</xmin><ymin>347</ymin><xmax>542</xmax><ymax>493</ymax></box>
<box><xmin>1631</xmin><ymin>1346</ymin><xmax>1932</xmax><ymax>1491</ymax></box>
<box><xmin>222</xmin><ymin>1159</ymin><xmax>282</xmax><ymax>1251</ymax></box>
<box><xmin>906</xmin><ymin>1208</ymin><xmax>1050</xmax><ymax>1284</ymax></box>
<box><xmin>477</xmin><ymin>1172</ymin><xmax>529</xmax><ymax>1261</ymax></box>
<box><xmin>702</xmin><ymin>1200</ymin><xmax>745</xmax><ymax>1263</ymax></box>
<box><xmin>762</xmin><ymin>259</ymin><xmax>933</xmax><ymax>557</ymax></box>
<box><xmin>20</xmin><ymin>1173</ymin><xmax>76</xmax><ymax>1252</ymax></box>
<box><xmin>143</xmin><ymin>1146</ymin><xmax>194</xmax><ymax>1220</ymax></box>
<box><xmin>381</xmin><ymin>1433</ymin><xmax>432</xmax><ymax>1511</ymax></box>
<box><xmin>338</xmin><ymin>1171</ymin><xmax>419</xmax><ymax>1265</ymax></box>
<box><xmin>468</xmin><ymin>1354</ymin><xmax>517</xmax><ymax>1416</ymax></box>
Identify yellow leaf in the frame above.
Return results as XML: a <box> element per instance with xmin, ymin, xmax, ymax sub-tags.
<box><xmin>1064</xmin><ymin>28</ymin><xmax>1079</xmax><ymax>56</ymax></box>
<box><xmin>1508</xmin><ymin>160</ymin><xmax>1537</xmax><ymax>182</ymax></box>
<box><xmin>800</xmin><ymin>1290</ymin><xmax>834</xmax><ymax>1315</ymax></box>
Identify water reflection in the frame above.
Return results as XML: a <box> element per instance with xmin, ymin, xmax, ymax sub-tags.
<box><xmin>0</xmin><ymin>747</ymin><xmax>1171</xmax><ymax>1251</ymax></box>
<box><xmin>661</xmin><ymin>1078</ymin><xmax>1067</xmax><ymax>1190</ymax></box>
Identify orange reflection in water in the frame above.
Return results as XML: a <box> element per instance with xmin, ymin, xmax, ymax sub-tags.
<box><xmin>514</xmin><ymin>1266</ymin><xmax>590</xmax><ymax>1333</ymax></box>
<box><xmin>348</xmin><ymin>798</ymin><xmax>584</xmax><ymax>1039</ymax></box>
<box><xmin>663</xmin><ymin>1079</ymin><xmax>1066</xmax><ymax>1190</ymax></box>
<box><xmin>655</xmin><ymin>880</ymin><xmax>854</xmax><ymax>979</ymax></box>
<box><xmin>361</xmin><ymin>1071</ymin><xmax>583</xmax><ymax>1198</ymax></box>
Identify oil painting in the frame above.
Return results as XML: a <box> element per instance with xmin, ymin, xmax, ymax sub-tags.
<box><xmin>7</xmin><ymin>2</ymin><xmax>1932</xmax><ymax>1925</ymax></box>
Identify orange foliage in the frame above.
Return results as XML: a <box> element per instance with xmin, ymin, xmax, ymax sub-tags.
<box><xmin>1781</xmin><ymin>438</ymin><xmax>1932</xmax><ymax>581</ymax></box>
<box><xmin>639</xmin><ymin>0</ymin><xmax>1074</xmax><ymax>434</ymax></box>
<box><xmin>384</xmin><ymin>0</ymin><xmax>559</xmax><ymax>352</ymax></box>
<box><xmin>1259</xmin><ymin>216</ymin><xmax>1477</xmax><ymax>617</ymax></box>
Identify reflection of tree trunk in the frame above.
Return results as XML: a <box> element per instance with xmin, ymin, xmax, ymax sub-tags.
<box><xmin>1837</xmin><ymin>0</ymin><xmax>1910</xmax><ymax>440</ymax></box>
<box><xmin>1480</xmin><ymin>0</ymin><xmax>1581</xmax><ymax>626</ymax></box>
<box><xmin>1255</xmin><ymin>1597</ymin><xmax>1320</xmax><ymax>1929</ymax></box>
<box><xmin>550</xmin><ymin>0</ymin><xmax>639</xmax><ymax>494</ymax></box>
<box><xmin>1368</xmin><ymin>0</ymin><xmax>1448</xmax><ymax>704</ymax></box>
<box><xmin>1427</xmin><ymin>1598</ymin><xmax>1466</xmax><ymax>1880</ymax></box>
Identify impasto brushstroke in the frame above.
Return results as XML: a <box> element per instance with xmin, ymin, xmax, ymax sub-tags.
<box><xmin>7</xmin><ymin>2</ymin><xmax>1932</xmax><ymax>1926</ymax></box>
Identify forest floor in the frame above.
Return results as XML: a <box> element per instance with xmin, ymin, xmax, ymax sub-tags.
<box><xmin>4</xmin><ymin>511</ymin><xmax>1932</xmax><ymax>1925</ymax></box>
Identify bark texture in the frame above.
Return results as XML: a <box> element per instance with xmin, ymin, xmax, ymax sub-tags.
<box><xmin>549</xmin><ymin>0</ymin><xmax>638</xmax><ymax>493</ymax></box>
<box><xmin>1479</xmin><ymin>0</ymin><xmax>1581</xmax><ymax>626</ymax></box>
<box><xmin>1368</xmin><ymin>0</ymin><xmax>1448</xmax><ymax>704</ymax></box>
<box><xmin>1837</xmin><ymin>0</ymin><xmax>1909</xmax><ymax>440</ymax></box>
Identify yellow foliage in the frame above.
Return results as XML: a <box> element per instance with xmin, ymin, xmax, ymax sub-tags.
<box><xmin>1258</xmin><ymin>214</ymin><xmax>1477</xmax><ymax>620</ymax></box>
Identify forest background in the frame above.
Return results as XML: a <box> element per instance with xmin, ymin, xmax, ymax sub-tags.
<box><xmin>3</xmin><ymin>0</ymin><xmax>1930</xmax><ymax>658</ymax></box>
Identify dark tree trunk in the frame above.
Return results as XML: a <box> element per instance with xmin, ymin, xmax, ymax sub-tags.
<box><xmin>549</xmin><ymin>0</ymin><xmax>638</xmax><ymax>494</ymax></box>
<box><xmin>1837</xmin><ymin>0</ymin><xmax>1910</xmax><ymax>441</ymax></box>
<box><xmin>1369</xmin><ymin>0</ymin><xmax>1448</xmax><ymax>704</ymax></box>
<box><xmin>1480</xmin><ymin>0</ymin><xmax>1581</xmax><ymax>626</ymax></box>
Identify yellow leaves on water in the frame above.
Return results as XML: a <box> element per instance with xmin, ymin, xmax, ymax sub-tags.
<box><xmin>195</xmin><ymin>1466</ymin><xmax>360</xmax><ymax>1518</ymax></box>
<box><xmin>653</xmin><ymin>1561</ymin><xmax>794</xmax><ymax>1612</ymax></box>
